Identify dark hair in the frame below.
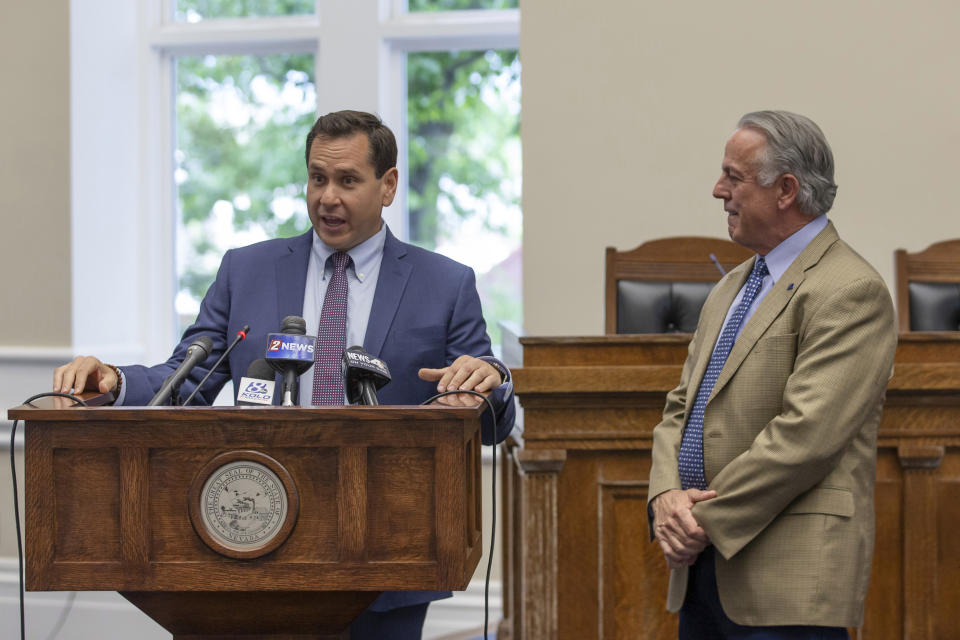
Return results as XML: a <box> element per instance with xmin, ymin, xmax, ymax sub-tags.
<box><xmin>304</xmin><ymin>110</ymin><xmax>397</xmax><ymax>178</ymax></box>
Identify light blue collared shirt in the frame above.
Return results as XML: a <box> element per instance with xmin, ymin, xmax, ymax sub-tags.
<box><xmin>299</xmin><ymin>223</ymin><xmax>388</xmax><ymax>404</ymax></box>
<box><xmin>718</xmin><ymin>214</ymin><xmax>829</xmax><ymax>344</ymax></box>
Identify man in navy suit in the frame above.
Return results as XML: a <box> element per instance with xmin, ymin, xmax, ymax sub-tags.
<box><xmin>54</xmin><ymin>110</ymin><xmax>515</xmax><ymax>639</ymax></box>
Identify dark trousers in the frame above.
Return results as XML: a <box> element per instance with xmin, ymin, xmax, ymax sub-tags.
<box><xmin>679</xmin><ymin>547</ymin><xmax>849</xmax><ymax>640</ymax></box>
<box><xmin>349</xmin><ymin>602</ymin><xmax>430</xmax><ymax>640</ymax></box>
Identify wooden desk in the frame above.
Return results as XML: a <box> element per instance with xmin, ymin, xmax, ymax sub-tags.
<box><xmin>499</xmin><ymin>333</ymin><xmax>960</xmax><ymax>639</ymax></box>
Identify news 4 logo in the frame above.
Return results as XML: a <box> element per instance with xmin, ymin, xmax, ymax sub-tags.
<box><xmin>236</xmin><ymin>377</ymin><xmax>275</xmax><ymax>405</ymax></box>
<box><xmin>345</xmin><ymin>350</ymin><xmax>386</xmax><ymax>371</ymax></box>
<box><xmin>264</xmin><ymin>333</ymin><xmax>315</xmax><ymax>362</ymax></box>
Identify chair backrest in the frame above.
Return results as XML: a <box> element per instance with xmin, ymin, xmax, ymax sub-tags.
<box><xmin>605</xmin><ymin>237</ymin><xmax>753</xmax><ymax>334</ymax></box>
<box><xmin>894</xmin><ymin>240</ymin><xmax>960</xmax><ymax>332</ymax></box>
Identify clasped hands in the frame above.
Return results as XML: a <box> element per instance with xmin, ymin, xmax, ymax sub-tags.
<box><xmin>652</xmin><ymin>488</ymin><xmax>717</xmax><ymax>569</ymax></box>
<box><xmin>418</xmin><ymin>355</ymin><xmax>502</xmax><ymax>407</ymax></box>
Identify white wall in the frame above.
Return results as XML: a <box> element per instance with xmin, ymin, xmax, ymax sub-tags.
<box><xmin>521</xmin><ymin>0</ymin><xmax>960</xmax><ymax>335</ymax></box>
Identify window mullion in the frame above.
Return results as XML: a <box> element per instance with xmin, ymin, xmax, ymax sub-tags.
<box><xmin>148</xmin><ymin>15</ymin><xmax>322</xmax><ymax>56</ymax></box>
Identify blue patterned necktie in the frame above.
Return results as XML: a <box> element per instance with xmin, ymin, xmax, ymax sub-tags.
<box><xmin>312</xmin><ymin>251</ymin><xmax>351</xmax><ymax>405</ymax></box>
<box><xmin>678</xmin><ymin>257</ymin><xmax>769</xmax><ymax>490</ymax></box>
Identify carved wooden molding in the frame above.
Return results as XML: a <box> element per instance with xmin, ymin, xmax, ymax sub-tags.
<box><xmin>516</xmin><ymin>448</ymin><xmax>565</xmax><ymax>638</ymax></box>
<box><xmin>515</xmin><ymin>449</ymin><xmax>567</xmax><ymax>475</ymax></box>
<box><xmin>896</xmin><ymin>444</ymin><xmax>945</xmax><ymax>470</ymax></box>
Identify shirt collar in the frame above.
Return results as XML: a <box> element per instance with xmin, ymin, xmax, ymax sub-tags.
<box><xmin>761</xmin><ymin>214</ymin><xmax>829</xmax><ymax>284</ymax></box>
<box><xmin>311</xmin><ymin>223</ymin><xmax>387</xmax><ymax>283</ymax></box>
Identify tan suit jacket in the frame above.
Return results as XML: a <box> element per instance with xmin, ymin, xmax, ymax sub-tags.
<box><xmin>647</xmin><ymin>221</ymin><xmax>897</xmax><ymax>627</ymax></box>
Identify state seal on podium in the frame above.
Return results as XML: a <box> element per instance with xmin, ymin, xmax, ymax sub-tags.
<box><xmin>188</xmin><ymin>450</ymin><xmax>299</xmax><ymax>559</ymax></box>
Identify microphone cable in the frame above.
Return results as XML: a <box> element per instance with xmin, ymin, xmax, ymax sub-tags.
<box><xmin>421</xmin><ymin>389</ymin><xmax>498</xmax><ymax>640</ymax></box>
<box><xmin>10</xmin><ymin>392</ymin><xmax>88</xmax><ymax>640</ymax></box>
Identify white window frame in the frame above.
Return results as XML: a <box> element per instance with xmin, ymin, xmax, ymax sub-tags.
<box><xmin>71</xmin><ymin>0</ymin><xmax>518</xmax><ymax>364</ymax></box>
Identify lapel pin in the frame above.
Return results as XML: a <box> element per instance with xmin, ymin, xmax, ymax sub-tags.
<box><xmin>786</xmin><ymin>283</ymin><xmax>795</xmax><ymax>290</ymax></box>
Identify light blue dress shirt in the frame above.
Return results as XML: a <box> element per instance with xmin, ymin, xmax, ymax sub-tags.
<box><xmin>717</xmin><ymin>214</ymin><xmax>829</xmax><ymax>344</ymax></box>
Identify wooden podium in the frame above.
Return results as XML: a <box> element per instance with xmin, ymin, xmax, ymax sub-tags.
<box><xmin>9</xmin><ymin>399</ymin><xmax>485</xmax><ymax>639</ymax></box>
<box><xmin>499</xmin><ymin>332</ymin><xmax>960</xmax><ymax>640</ymax></box>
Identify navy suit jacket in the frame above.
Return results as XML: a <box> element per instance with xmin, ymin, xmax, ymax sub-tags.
<box><xmin>121</xmin><ymin>227</ymin><xmax>515</xmax><ymax>610</ymax></box>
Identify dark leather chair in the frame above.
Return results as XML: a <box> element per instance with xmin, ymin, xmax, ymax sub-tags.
<box><xmin>605</xmin><ymin>237</ymin><xmax>752</xmax><ymax>334</ymax></box>
<box><xmin>894</xmin><ymin>240</ymin><xmax>960</xmax><ymax>332</ymax></box>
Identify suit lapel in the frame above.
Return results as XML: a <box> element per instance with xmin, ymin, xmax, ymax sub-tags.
<box><xmin>708</xmin><ymin>222</ymin><xmax>840</xmax><ymax>401</ymax></box>
<box><xmin>275</xmin><ymin>230</ymin><xmax>313</xmax><ymax>329</ymax></box>
<box><xmin>688</xmin><ymin>263</ymin><xmax>752</xmax><ymax>393</ymax></box>
<box><xmin>364</xmin><ymin>228</ymin><xmax>412</xmax><ymax>356</ymax></box>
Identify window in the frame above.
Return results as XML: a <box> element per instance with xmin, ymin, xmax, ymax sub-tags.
<box><xmin>71</xmin><ymin>0</ymin><xmax>519</xmax><ymax>362</ymax></box>
<box><xmin>174</xmin><ymin>0</ymin><xmax>315</xmax><ymax>21</ymax></box>
<box><xmin>175</xmin><ymin>53</ymin><xmax>317</xmax><ymax>331</ymax></box>
<box><xmin>409</xmin><ymin>0</ymin><xmax>518</xmax><ymax>12</ymax></box>
<box><xmin>407</xmin><ymin>48</ymin><xmax>521</xmax><ymax>348</ymax></box>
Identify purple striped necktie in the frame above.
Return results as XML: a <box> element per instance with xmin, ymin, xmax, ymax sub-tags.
<box><xmin>312</xmin><ymin>251</ymin><xmax>351</xmax><ymax>406</ymax></box>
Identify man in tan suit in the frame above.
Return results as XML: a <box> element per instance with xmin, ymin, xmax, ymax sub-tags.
<box><xmin>648</xmin><ymin>111</ymin><xmax>897</xmax><ymax>639</ymax></box>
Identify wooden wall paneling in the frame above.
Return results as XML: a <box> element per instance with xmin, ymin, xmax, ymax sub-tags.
<box><xmin>898</xmin><ymin>444</ymin><xmax>944</xmax><ymax>639</ymax></box>
<box><xmin>596</xmin><ymin>452</ymin><xmax>675</xmax><ymax>640</ymax></box>
<box><xmin>498</xmin><ymin>437</ymin><xmax>522</xmax><ymax>640</ymax></box>
<box><xmin>934</xmin><ymin>448</ymin><xmax>960</xmax><ymax>639</ymax></box>
<box><xmin>859</xmin><ymin>448</ymin><xmax>904</xmax><ymax>640</ymax></box>
<box><xmin>556</xmin><ymin>452</ymin><xmax>599</xmax><ymax>638</ymax></box>
<box><xmin>516</xmin><ymin>448</ymin><xmax>566</xmax><ymax>639</ymax></box>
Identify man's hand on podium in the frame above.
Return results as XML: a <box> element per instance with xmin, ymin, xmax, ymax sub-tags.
<box><xmin>54</xmin><ymin>355</ymin><xmax>118</xmax><ymax>395</ymax></box>
<box><xmin>418</xmin><ymin>355</ymin><xmax>501</xmax><ymax>407</ymax></box>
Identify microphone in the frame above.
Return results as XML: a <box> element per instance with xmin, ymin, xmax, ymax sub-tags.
<box><xmin>708</xmin><ymin>253</ymin><xmax>727</xmax><ymax>276</ymax></box>
<box><xmin>341</xmin><ymin>346</ymin><xmax>391</xmax><ymax>406</ymax></box>
<box><xmin>264</xmin><ymin>315</ymin><xmax>316</xmax><ymax>406</ymax></box>
<box><xmin>236</xmin><ymin>358</ymin><xmax>277</xmax><ymax>406</ymax></box>
<box><xmin>182</xmin><ymin>324</ymin><xmax>250</xmax><ymax>405</ymax></box>
<box><xmin>147</xmin><ymin>336</ymin><xmax>214</xmax><ymax>406</ymax></box>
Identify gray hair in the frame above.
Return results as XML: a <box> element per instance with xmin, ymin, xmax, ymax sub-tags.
<box><xmin>738</xmin><ymin>110</ymin><xmax>838</xmax><ymax>216</ymax></box>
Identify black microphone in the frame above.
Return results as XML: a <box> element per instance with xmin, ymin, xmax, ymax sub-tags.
<box><xmin>341</xmin><ymin>346</ymin><xmax>391</xmax><ymax>406</ymax></box>
<box><xmin>264</xmin><ymin>315</ymin><xmax>316</xmax><ymax>406</ymax></box>
<box><xmin>183</xmin><ymin>324</ymin><xmax>250</xmax><ymax>405</ymax></box>
<box><xmin>147</xmin><ymin>336</ymin><xmax>214</xmax><ymax>406</ymax></box>
<box><xmin>236</xmin><ymin>358</ymin><xmax>277</xmax><ymax>406</ymax></box>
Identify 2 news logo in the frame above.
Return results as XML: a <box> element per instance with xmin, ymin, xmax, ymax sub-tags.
<box><xmin>265</xmin><ymin>334</ymin><xmax>315</xmax><ymax>360</ymax></box>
